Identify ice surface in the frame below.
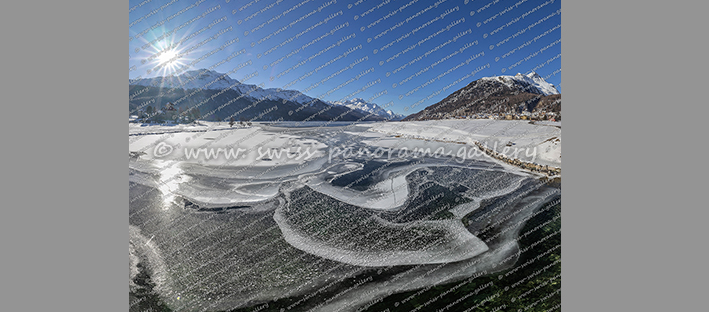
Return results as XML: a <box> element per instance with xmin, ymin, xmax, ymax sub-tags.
<box><xmin>129</xmin><ymin>121</ymin><xmax>558</xmax><ymax>311</ymax></box>
<box><xmin>274</xmin><ymin>184</ymin><xmax>489</xmax><ymax>267</ymax></box>
<box><xmin>304</xmin><ymin>163</ymin><xmax>413</xmax><ymax>211</ymax></box>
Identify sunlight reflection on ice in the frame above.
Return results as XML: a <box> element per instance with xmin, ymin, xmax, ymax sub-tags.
<box><xmin>157</xmin><ymin>162</ymin><xmax>188</xmax><ymax>210</ymax></box>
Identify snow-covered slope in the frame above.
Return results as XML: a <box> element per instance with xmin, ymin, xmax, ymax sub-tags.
<box><xmin>131</xmin><ymin>69</ymin><xmax>237</xmax><ymax>91</ymax></box>
<box><xmin>364</xmin><ymin>119</ymin><xmax>562</xmax><ymax>169</ymax></box>
<box><xmin>480</xmin><ymin>72</ymin><xmax>559</xmax><ymax>96</ymax></box>
<box><xmin>130</xmin><ymin>69</ymin><xmax>317</xmax><ymax>105</ymax></box>
<box><xmin>329</xmin><ymin>98</ymin><xmax>405</xmax><ymax>120</ymax></box>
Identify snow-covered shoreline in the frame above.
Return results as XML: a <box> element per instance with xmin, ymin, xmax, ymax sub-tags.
<box><xmin>128</xmin><ymin>121</ymin><xmax>245</xmax><ymax>136</ymax></box>
<box><xmin>361</xmin><ymin>119</ymin><xmax>561</xmax><ymax>171</ymax></box>
<box><xmin>130</xmin><ymin>119</ymin><xmax>561</xmax><ymax>171</ymax></box>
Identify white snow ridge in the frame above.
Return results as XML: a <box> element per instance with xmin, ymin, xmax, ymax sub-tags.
<box><xmin>481</xmin><ymin>72</ymin><xmax>559</xmax><ymax>95</ymax></box>
<box><xmin>329</xmin><ymin>98</ymin><xmax>405</xmax><ymax>120</ymax></box>
<box><xmin>129</xmin><ymin>69</ymin><xmax>317</xmax><ymax>105</ymax></box>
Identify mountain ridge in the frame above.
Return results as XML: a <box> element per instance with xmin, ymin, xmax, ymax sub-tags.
<box><xmin>129</xmin><ymin>69</ymin><xmax>387</xmax><ymax>122</ymax></box>
<box><xmin>328</xmin><ymin>98</ymin><xmax>405</xmax><ymax>120</ymax></box>
<box><xmin>403</xmin><ymin>72</ymin><xmax>561</xmax><ymax>121</ymax></box>
<box><xmin>130</xmin><ymin>69</ymin><xmax>318</xmax><ymax>105</ymax></box>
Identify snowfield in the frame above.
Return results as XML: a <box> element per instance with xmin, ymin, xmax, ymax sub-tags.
<box><xmin>129</xmin><ymin>121</ymin><xmax>239</xmax><ymax>136</ymax></box>
<box><xmin>361</xmin><ymin>119</ymin><xmax>561</xmax><ymax>169</ymax></box>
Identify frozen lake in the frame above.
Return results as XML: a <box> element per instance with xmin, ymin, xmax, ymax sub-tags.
<box><xmin>129</xmin><ymin>121</ymin><xmax>560</xmax><ymax>312</ymax></box>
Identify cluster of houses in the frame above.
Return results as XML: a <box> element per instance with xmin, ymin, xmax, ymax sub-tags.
<box><xmin>131</xmin><ymin>102</ymin><xmax>198</xmax><ymax>124</ymax></box>
<box><xmin>430</xmin><ymin>111</ymin><xmax>559</xmax><ymax>121</ymax></box>
<box><xmin>473</xmin><ymin>141</ymin><xmax>561</xmax><ymax>176</ymax></box>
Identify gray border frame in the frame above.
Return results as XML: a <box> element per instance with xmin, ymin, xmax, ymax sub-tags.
<box><xmin>2</xmin><ymin>1</ymin><xmax>704</xmax><ymax>311</ymax></box>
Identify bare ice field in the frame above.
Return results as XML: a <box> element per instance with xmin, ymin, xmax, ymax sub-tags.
<box><xmin>129</xmin><ymin>120</ymin><xmax>561</xmax><ymax>311</ymax></box>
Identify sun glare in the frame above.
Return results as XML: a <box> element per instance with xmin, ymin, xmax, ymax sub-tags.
<box><xmin>158</xmin><ymin>49</ymin><xmax>178</xmax><ymax>65</ymax></box>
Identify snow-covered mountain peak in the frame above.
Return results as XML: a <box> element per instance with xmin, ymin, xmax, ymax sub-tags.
<box><xmin>130</xmin><ymin>70</ymin><xmax>405</xmax><ymax>117</ymax></box>
<box><xmin>329</xmin><ymin>98</ymin><xmax>405</xmax><ymax>120</ymax></box>
<box><xmin>524</xmin><ymin>71</ymin><xmax>558</xmax><ymax>95</ymax></box>
<box><xmin>130</xmin><ymin>69</ymin><xmax>242</xmax><ymax>90</ymax></box>
<box><xmin>481</xmin><ymin>72</ymin><xmax>559</xmax><ymax>96</ymax></box>
<box><xmin>181</xmin><ymin>69</ymin><xmax>231</xmax><ymax>81</ymax></box>
<box><xmin>331</xmin><ymin>98</ymin><xmax>370</xmax><ymax>108</ymax></box>
<box><xmin>526</xmin><ymin>72</ymin><xmax>542</xmax><ymax>79</ymax></box>
<box><xmin>129</xmin><ymin>69</ymin><xmax>321</xmax><ymax>104</ymax></box>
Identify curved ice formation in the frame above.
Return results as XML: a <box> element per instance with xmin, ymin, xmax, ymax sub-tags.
<box><xmin>305</xmin><ymin>160</ymin><xmax>443</xmax><ymax>211</ymax></box>
<box><xmin>128</xmin><ymin>225</ymin><xmax>170</xmax><ymax>295</ymax></box>
<box><xmin>310</xmin><ymin>240</ymin><xmax>520</xmax><ymax>312</ymax></box>
<box><xmin>305</xmin><ymin>172</ymin><xmax>410</xmax><ymax>210</ymax></box>
<box><xmin>274</xmin><ymin>185</ymin><xmax>488</xmax><ymax>267</ymax></box>
<box><xmin>129</xmin><ymin>156</ymin><xmax>332</xmax><ymax>209</ymax></box>
<box><xmin>432</xmin><ymin>166</ymin><xmax>526</xmax><ymax>218</ymax></box>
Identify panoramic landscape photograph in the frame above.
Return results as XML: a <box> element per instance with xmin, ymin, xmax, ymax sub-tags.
<box><xmin>128</xmin><ymin>0</ymin><xmax>561</xmax><ymax>311</ymax></box>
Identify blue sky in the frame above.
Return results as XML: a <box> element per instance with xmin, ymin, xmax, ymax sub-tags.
<box><xmin>129</xmin><ymin>0</ymin><xmax>560</xmax><ymax>115</ymax></box>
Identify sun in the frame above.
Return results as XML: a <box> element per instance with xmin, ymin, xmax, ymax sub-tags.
<box><xmin>158</xmin><ymin>49</ymin><xmax>178</xmax><ymax>65</ymax></box>
<box><xmin>147</xmin><ymin>44</ymin><xmax>186</xmax><ymax>76</ymax></box>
